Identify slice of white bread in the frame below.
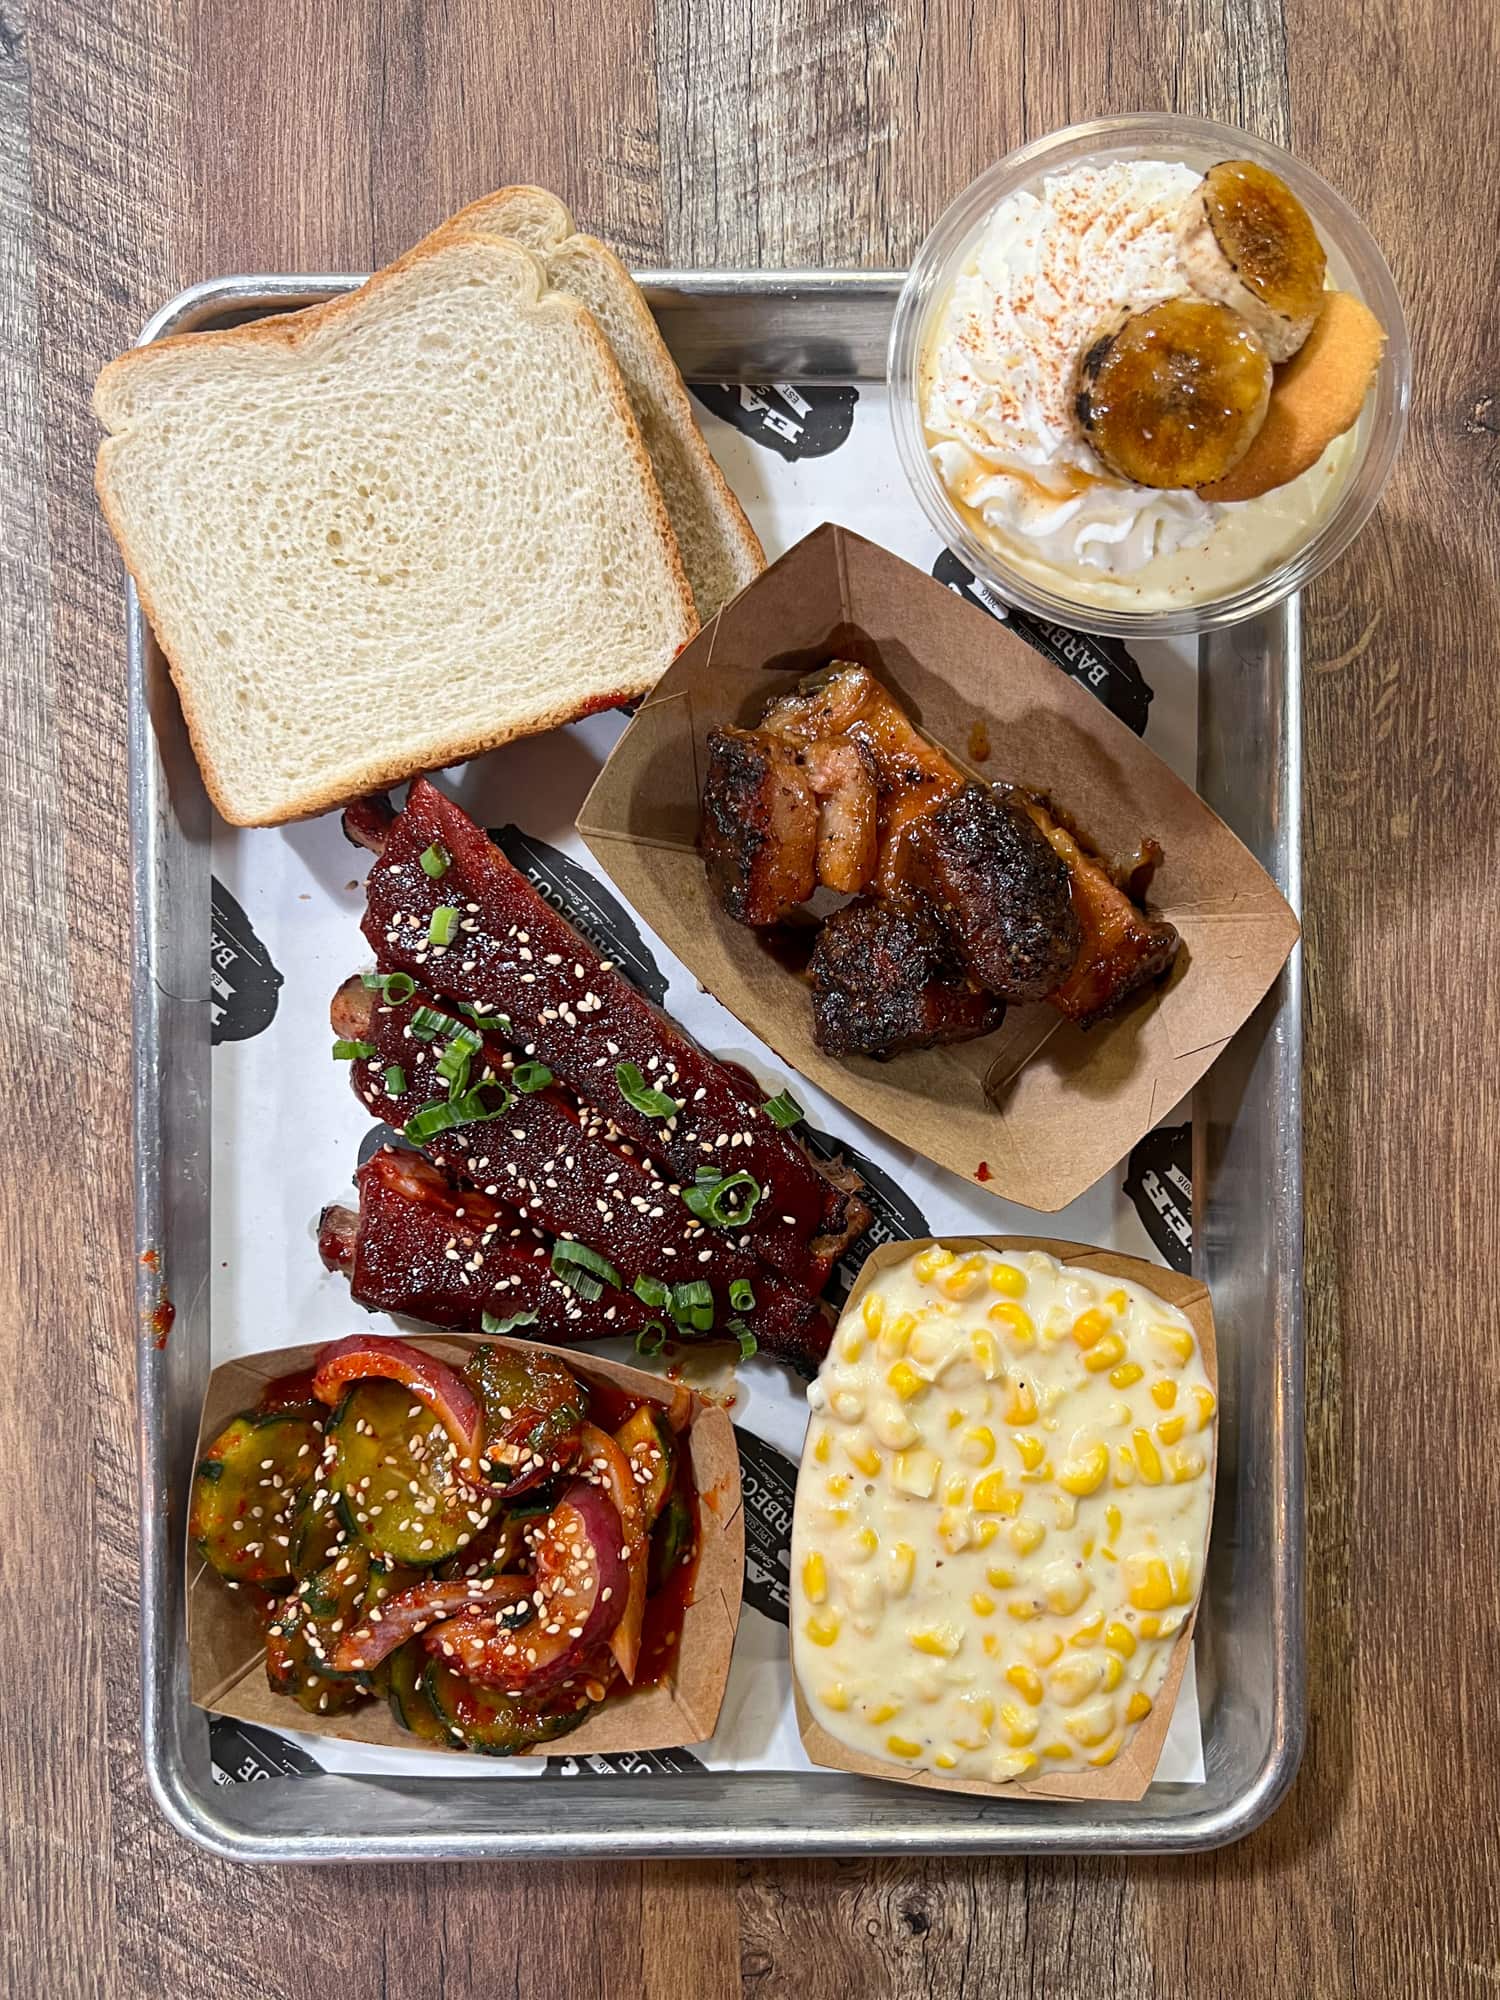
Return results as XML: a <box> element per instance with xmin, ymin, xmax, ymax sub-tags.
<box><xmin>95</xmin><ymin>233</ymin><xmax>697</xmax><ymax>825</ymax></box>
<box><xmin>433</xmin><ymin>189</ymin><xmax>765</xmax><ymax>622</ymax></box>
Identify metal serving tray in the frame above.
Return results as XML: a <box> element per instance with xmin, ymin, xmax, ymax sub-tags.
<box><xmin>132</xmin><ymin>271</ymin><xmax>1304</xmax><ymax>1860</ymax></box>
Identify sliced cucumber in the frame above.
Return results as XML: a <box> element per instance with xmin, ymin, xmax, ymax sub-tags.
<box><xmin>464</xmin><ymin>1347</ymin><xmax>586</xmax><ymax>1488</ymax></box>
<box><xmin>388</xmin><ymin>1640</ymin><xmax>448</xmax><ymax>1744</ymax></box>
<box><xmin>326</xmin><ymin>1379</ymin><xmax>491</xmax><ymax>1566</ymax></box>
<box><xmin>614</xmin><ymin>1406</ymin><xmax>677</xmax><ymax>1528</ymax></box>
<box><xmin>648</xmin><ymin>1487</ymin><xmax>695</xmax><ymax>1596</ymax></box>
<box><xmin>420</xmin><ymin>1658</ymin><xmax>594</xmax><ymax>1757</ymax></box>
<box><xmin>190</xmin><ymin>1410</ymin><xmax>323</xmax><ymax>1586</ymax></box>
<box><xmin>265</xmin><ymin>1547</ymin><xmax>373</xmax><ymax>1714</ymax></box>
<box><xmin>288</xmin><ymin>1484</ymin><xmax>355</xmax><ymax>1580</ymax></box>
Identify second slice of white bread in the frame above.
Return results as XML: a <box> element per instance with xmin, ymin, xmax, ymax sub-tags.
<box><xmin>95</xmin><ymin>233</ymin><xmax>697</xmax><ymax>826</ymax></box>
<box><xmin>433</xmin><ymin>189</ymin><xmax>765</xmax><ymax>623</ymax></box>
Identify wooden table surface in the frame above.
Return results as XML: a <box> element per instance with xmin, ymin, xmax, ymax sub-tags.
<box><xmin>7</xmin><ymin>1</ymin><xmax>1499</xmax><ymax>1994</ymax></box>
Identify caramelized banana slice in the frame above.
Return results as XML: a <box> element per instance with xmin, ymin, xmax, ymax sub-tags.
<box><xmin>1074</xmin><ymin>299</ymin><xmax>1272</xmax><ymax>490</ymax></box>
<box><xmin>1176</xmin><ymin>160</ymin><xmax>1328</xmax><ymax>362</ymax></box>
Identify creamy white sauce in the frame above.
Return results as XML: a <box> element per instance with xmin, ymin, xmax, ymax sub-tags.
<box><xmin>790</xmin><ymin>1246</ymin><xmax>1215</xmax><ymax>1786</ymax></box>
<box><xmin>920</xmin><ymin>159</ymin><xmax>1356</xmax><ymax>609</ymax></box>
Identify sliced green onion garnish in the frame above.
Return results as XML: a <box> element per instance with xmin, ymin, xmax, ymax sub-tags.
<box><xmin>481</xmin><ymin>1308</ymin><xmax>539</xmax><ymax>1335</ymax></box>
<box><xmin>669</xmin><ymin>1279</ymin><xmax>714</xmax><ymax>1332</ymax></box>
<box><xmin>361</xmin><ymin>969</ymin><xmax>417</xmax><ymax>1004</ymax></box>
<box><xmin>419</xmin><ymin>843</ymin><xmax>450</xmax><ymax>878</ymax></box>
<box><xmin>633</xmin><ymin>1275</ymin><xmax>672</xmax><ymax>1310</ymax></box>
<box><xmin>728</xmin><ymin>1318</ymin><xmax>758</xmax><ymax>1359</ymax></box>
<box><xmin>615</xmin><ymin>1060</ymin><xmax>678</xmax><ymax>1120</ymax></box>
<box><xmin>551</xmin><ymin>1240</ymin><xmax>622</xmax><ymax>1291</ymax></box>
<box><xmin>682</xmin><ymin>1170</ymin><xmax>763</xmax><ymax>1229</ymax></box>
<box><xmin>511</xmin><ymin>1061</ymin><xmax>553</xmax><ymax>1093</ymax></box>
<box><xmin>729</xmin><ymin>1278</ymin><xmax>755</xmax><ymax>1312</ymax></box>
<box><xmin>695</xmin><ymin>1166</ymin><xmax>722</xmax><ymax>1185</ymax></box>
<box><xmin>552</xmin><ymin>1264</ymin><xmax>603</xmax><ymax>1303</ymax></box>
<box><xmin>403</xmin><ymin>1082</ymin><xmax>511</xmax><ymax>1143</ymax></box>
<box><xmin>435</xmin><ymin>1040</ymin><xmax>474</xmax><ymax>1098</ymax></box>
<box><xmin>428</xmin><ymin>905</ymin><xmax>460</xmax><ymax>947</ymax></box>
<box><xmin>762</xmin><ymin>1088</ymin><xmax>803</xmax><ymax>1129</ymax></box>
<box><xmin>460</xmin><ymin>1003</ymin><xmax>510</xmax><ymax>1032</ymax></box>
<box><xmin>384</xmin><ymin>1064</ymin><xmax>407</xmax><ymax>1096</ymax></box>
<box><xmin>332</xmin><ymin>1039</ymin><xmax>376</xmax><ymax>1061</ymax></box>
<box><xmin>634</xmin><ymin>1321</ymin><xmax>669</xmax><ymax>1357</ymax></box>
<box><xmin>409</xmin><ymin>1003</ymin><xmax>464</xmax><ymax>1043</ymax></box>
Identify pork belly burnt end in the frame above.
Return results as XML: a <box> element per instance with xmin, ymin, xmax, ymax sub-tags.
<box><xmin>808</xmin><ymin>898</ymin><xmax>1006</xmax><ymax>1059</ymax></box>
<box><xmin>700</xmin><ymin>726</ymin><xmax>816</xmax><ymax>925</ymax></box>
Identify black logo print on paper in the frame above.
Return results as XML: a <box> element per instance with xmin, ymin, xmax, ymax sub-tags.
<box><xmin>210</xmin><ymin>879</ymin><xmax>284</xmax><ymax>1045</ymax></box>
<box><xmin>690</xmin><ymin>382</ymin><xmax>858</xmax><ymax>461</ymax></box>
<box><xmin>210</xmin><ymin>1715</ymin><xmax>320</xmax><ymax>1785</ymax></box>
<box><xmin>931</xmin><ymin>550</ymin><xmax>1155</xmax><ymax>738</ymax></box>
<box><xmin>545</xmin><ymin>1745</ymin><xmax>706</xmax><ymax>1778</ymax></box>
<box><xmin>735</xmin><ymin>1428</ymin><xmax>796</xmax><ymax>1625</ymax></box>
<box><xmin>1123</xmin><ymin>1122</ymin><xmax>1193</xmax><ymax>1273</ymax></box>
<box><xmin>800</xmin><ymin>1125</ymin><xmax>931</xmax><ymax>1307</ymax></box>
<box><xmin>489</xmin><ymin>827</ymin><xmax>669</xmax><ymax>1006</ymax></box>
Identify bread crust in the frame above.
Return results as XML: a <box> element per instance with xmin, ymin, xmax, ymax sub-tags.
<box><xmin>95</xmin><ymin>230</ymin><xmax>697</xmax><ymax>825</ymax></box>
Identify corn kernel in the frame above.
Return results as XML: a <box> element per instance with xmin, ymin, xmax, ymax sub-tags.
<box><xmin>1065</xmin><ymin>1699</ymin><xmax>1116</xmax><ymax>1747</ymax></box>
<box><xmin>1156</xmin><ymin>1414</ymin><xmax>1186</xmax><ymax>1445</ymax></box>
<box><xmin>820</xmin><ymin>1683</ymin><xmax>850</xmax><ymax>1711</ymax></box>
<box><xmin>887</xmin><ymin>1542</ymin><xmax>916</xmax><ymax>1597</ymax></box>
<box><xmin>867</xmin><ymin>1701</ymin><xmax>899</xmax><ymax>1724</ymax></box>
<box><xmin>1041</xmin><ymin>1563</ymin><xmax>1088</xmax><ymax>1616</ymax></box>
<box><xmin>879</xmin><ymin>1311</ymin><xmax>916</xmax><ymax>1358</ymax></box>
<box><xmin>871</xmin><ymin>1404</ymin><xmax>919</xmax><ymax>1451</ymax></box>
<box><xmin>973</xmin><ymin>1472</ymin><xmax>1021</xmax><ymax>1513</ymax></box>
<box><xmin>970</xmin><ymin>1591</ymin><xmax>996</xmax><ymax>1617</ymax></box>
<box><xmin>886</xmin><ymin>1735</ymin><xmax>922</xmax><ymax>1759</ymax></box>
<box><xmin>913</xmin><ymin>1246</ymin><xmax>955</xmax><ymax>1283</ymax></box>
<box><xmin>1050</xmin><ymin>1655</ymin><xmax>1103</xmax><ymax>1706</ymax></box>
<box><xmin>887</xmin><ymin>1361</ymin><xmax>926</xmax><ymax>1403</ymax></box>
<box><xmin>1088</xmin><ymin>1732</ymin><xmax>1124</xmax><ymax>1767</ymax></box>
<box><xmin>1023</xmin><ymin>1458</ymin><xmax>1054</xmax><ymax>1487</ymax></box>
<box><xmin>1023</xmin><ymin>1631</ymin><xmax>1062</xmax><ymax>1669</ymax></box>
<box><xmin>933</xmin><ymin>1750</ymin><xmax>959</xmax><ymax>1770</ymax></box>
<box><xmin>1069</xmin><ymin>1610</ymin><xmax>1105</xmax><ymax>1646</ymax></box>
<box><xmin>804</xmin><ymin>1609</ymin><xmax>840</xmax><ymax>1646</ymax></box>
<box><xmin>993</xmin><ymin>1750</ymin><xmax>1039</xmax><ymax>1781</ymax></box>
<box><xmin>1006</xmin><ymin>1598</ymin><xmax>1037</xmax><ymax>1622</ymax></box>
<box><xmin>1005</xmin><ymin>1664</ymin><xmax>1044</xmax><ymax>1705</ymax></box>
<box><xmin>1082</xmin><ymin>1331</ymin><xmax>1127</xmax><ymax>1372</ymax></box>
<box><xmin>801</xmin><ymin>1553</ymin><xmax>827</xmax><ymax>1604</ymax></box>
<box><xmin>853</xmin><ymin>1526</ymin><xmax>879</xmax><ymax>1559</ymax></box>
<box><xmin>1081</xmin><ymin>1534</ymin><xmax>1095</xmax><ymax>1558</ymax></box>
<box><xmin>1112</xmin><ymin>1446</ymin><xmax>1136</xmax><ymax>1487</ymax></box>
<box><xmin>839</xmin><ymin>1326</ymin><xmax>866</xmax><ymax>1363</ymax></box>
<box><xmin>1132</xmin><ymin>1428</ymin><xmax>1164</xmax><ymax>1484</ymax></box>
<box><xmin>1151</xmin><ymin>1379</ymin><xmax>1178</xmax><ymax>1411</ymax></box>
<box><xmin>811</xmin><ymin>1429</ymin><xmax>831</xmax><ymax>1466</ymax></box>
<box><xmin>952</xmin><ymin>1693</ymin><xmax>995</xmax><ymax>1749</ymax></box>
<box><xmin>1008</xmin><ymin>1517</ymin><xmax>1046</xmax><ymax>1555</ymax></box>
<box><xmin>1192</xmin><ymin>1386</ymin><xmax>1218</xmax><ymax>1431</ymax></box>
<box><xmin>975</xmin><ymin>1520</ymin><xmax>1001</xmax><ymax>1548</ymax></box>
<box><xmin>830</xmin><ymin>1388</ymin><xmax>865</xmax><ymax>1423</ymax></box>
<box><xmin>960</xmin><ymin>1425</ymin><xmax>996</xmax><ymax>1469</ymax></box>
<box><xmin>944</xmin><ymin>1473</ymin><xmax>970</xmax><ymax>1505</ymax></box>
<box><xmin>844</xmin><ymin>1438</ymin><xmax>883</xmax><ymax>1478</ymax></box>
<box><xmin>1126</xmin><ymin>1555</ymin><xmax>1174</xmax><ymax>1611</ymax></box>
<box><xmin>825</xmin><ymin>1472</ymin><xmax>852</xmax><ymax>1497</ymax></box>
<box><xmin>970</xmin><ymin>1327</ymin><xmax>1002</xmax><ymax>1379</ymax></box>
<box><xmin>1139</xmin><ymin>1615</ymin><xmax>1161</xmax><ymax>1638</ymax></box>
<box><xmin>1127</xmin><ymin>1691</ymin><xmax>1153</xmax><ymax>1723</ymax></box>
<box><xmin>1169</xmin><ymin>1448</ymin><xmax>1207</xmax><ymax>1483</ymax></box>
<box><xmin>1104</xmin><ymin>1288</ymin><xmax>1128</xmax><ymax>1314</ymax></box>
<box><xmin>946</xmin><ymin>1407</ymin><xmax>964</xmax><ymax>1429</ymax></box>
<box><xmin>1101</xmin><ymin>1653</ymin><xmax>1123</xmax><ymax>1692</ymax></box>
<box><xmin>1000</xmin><ymin>1703</ymin><xmax>1038</xmax><ymax>1746</ymax></box>
<box><xmin>1156</xmin><ymin>1610</ymin><xmax>1184</xmax><ymax>1638</ymax></box>
<box><xmin>1105</xmin><ymin>1621</ymin><xmax>1137</xmax><ymax>1658</ymax></box>
<box><xmin>982</xmin><ymin>1632</ymin><xmax>1000</xmax><ymax>1658</ymax></box>
<box><xmin>1104</xmin><ymin>1504</ymin><xmax>1122</xmax><ymax>1541</ymax></box>
<box><xmin>1149</xmin><ymin>1321</ymin><xmax>1195</xmax><ymax>1365</ymax></box>
<box><xmin>861</xmin><ymin>1292</ymin><xmax>885</xmax><ymax>1335</ymax></box>
<box><xmin>892</xmin><ymin>1450</ymin><xmax>938</xmax><ymax>1498</ymax></box>
<box><xmin>910</xmin><ymin>1624</ymin><xmax>961</xmax><ymax>1658</ymax></box>
<box><xmin>938</xmin><ymin>1509</ymin><xmax>971</xmax><ymax>1554</ymax></box>
<box><xmin>1011</xmin><ymin>1431</ymin><xmax>1046</xmax><ymax>1472</ymax></box>
<box><xmin>1041</xmin><ymin>1742</ymin><xmax>1072</xmax><ymax>1761</ymax></box>
<box><xmin>1070</xmin><ymin>1308</ymin><xmax>1111</xmax><ymax>1349</ymax></box>
<box><xmin>1109</xmin><ymin>1362</ymin><xmax>1144</xmax><ymax>1389</ymax></box>
<box><xmin>1003</xmin><ymin>1378</ymin><xmax>1038</xmax><ymax>1425</ymax></box>
<box><xmin>908</xmin><ymin>1322</ymin><xmax>946</xmax><ymax>1367</ymax></box>
<box><xmin>988</xmin><ymin>1301</ymin><xmax>1036</xmax><ymax>1349</ymax></box>
<box><xmin>942</xmin><ymin>1253</ymin><xmax>987</xmax><ymax>1300</ymax></box>
<box><xmin>1059</xmin><ymin>1443</ymin><xmax>1109</xmax><ymax>1496</ymax></box>
<box><xmin>1170</xmin><ymin>1552</ymin><xmax>1195</xmax><ymax>1603</ymax></box>
<box><xmin>990</xmin><ymin>1261</ymin><xmax>1028</xmax><ymax>1298</ymax></box>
